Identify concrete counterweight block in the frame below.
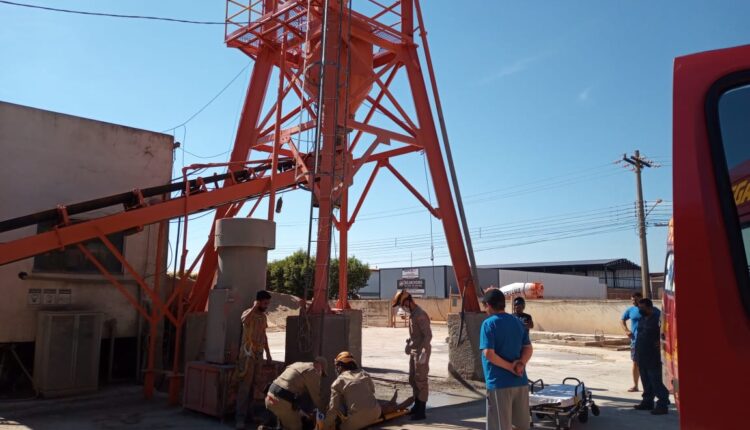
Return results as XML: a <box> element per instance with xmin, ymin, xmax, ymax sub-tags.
<box><xmin>205</xmin><ymin>218</ymin><xmax>276</xmax><ymax>365</ymax></box>
<box><xmin>447</xmin><ymin>312</ymin><xmax>488</xmax><ymax>382</ymax></box>
<box><xmin>285</xmin><ymin>310</ymin><xmax>363</xmax><ymax>404</ymax></box>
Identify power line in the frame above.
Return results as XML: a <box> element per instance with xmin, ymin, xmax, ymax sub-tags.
<box><xmin>162</xmin><ymin>62</ymin><xmax>252</xmax><ymax>133</ymax></box>
<box><xmin>368</xmin><ymin>224</ymin><xmax>638</xmax><ymax>267</ymax></box>
<box><xmin>344</xmin><ymin>163</ymin><xmax>626</xmax><ymax>223</ymax></box>
<box><xmin>0</xmin><ymin>0</ymin><xmax>227</xmax><ymax>25</ymax></box>
<box><xmin>270</xmin><ymin>202</ymin><xmax>672</xmax><ymax>257</ymax></box>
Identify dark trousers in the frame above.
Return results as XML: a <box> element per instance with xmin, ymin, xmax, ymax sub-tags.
<box><xmin>638</xmin><ymin>362</ymin><xmax>669</xmax><ymax>408</ymax></box>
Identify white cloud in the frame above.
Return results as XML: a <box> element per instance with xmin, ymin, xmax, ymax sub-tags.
<box><xmin>478</xmin><ymin>55</ymin><xmax>542</xmax><ymax>85</ymax></box>
<box><xmin>578</xmin><ymin>85</ymin><xmax>594</xmax><ymax>102</ymax></box>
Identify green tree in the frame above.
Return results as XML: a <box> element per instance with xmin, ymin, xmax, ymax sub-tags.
<box><xmin>266</xmin><ymin>251</ymin><xmax>371</xmax><ymax>299</ymax></box>
<box><xmin>266</xmin><ymin>250</ymin><xmax>314</xmax><ymax>297</ymax></box>
<box><xmin>328</xmin><ymin>256</ymin><xmax>371</xmax><ymax>299</ymax></box>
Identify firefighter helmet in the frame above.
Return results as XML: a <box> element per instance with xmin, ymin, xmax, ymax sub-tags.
<box><xmin>334</xmin><ymin>351</ymin><xmax>356</xmax><ymax>365</ymax></box>
<box><xmin>391</xmin><ymin>289</ymin><xmax>412</xmax><ymax>308</ymax></box>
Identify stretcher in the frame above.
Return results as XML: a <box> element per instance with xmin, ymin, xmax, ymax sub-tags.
<box><xmin>310</xmin><ymin>408</ymin><xmax>410</xmax><ymax>429</ymax></box>
<box><xmin>529</xmin><ymin>378</ymin><xmax>599</xmax><ymax>430</ymax></box>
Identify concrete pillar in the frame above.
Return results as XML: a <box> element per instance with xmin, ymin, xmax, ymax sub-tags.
<box><xmin>447</xmin><ymin>312</ymin><xmax>487</xmax><ymax>382</ymax></box>
<box><xmin>205</xmin><ymin>218</ymin><xmax>275</xmax><ymax>364</ymax></box>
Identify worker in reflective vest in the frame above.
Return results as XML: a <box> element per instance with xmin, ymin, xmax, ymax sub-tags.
<box><xmin>392</xmin><ymin>290</ymin><xmax>431</xmax><ymax>421</ymax></box>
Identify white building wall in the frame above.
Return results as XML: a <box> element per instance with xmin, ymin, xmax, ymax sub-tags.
<box><xmin>498</xmin><ymin>269</ymin><xmax>606</xmax><ymax>299</ymax></box>
<box><xmin>0</xmin><ymin>101</ymin><xmax>173</xmax><ymax>342</ymax></box>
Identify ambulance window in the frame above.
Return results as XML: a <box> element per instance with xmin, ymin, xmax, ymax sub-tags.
<box><xmin>718</xmin><ymin>84</ymin><xmax>750</xmax><ymax>269</ymax></box>
<box><xmin>710</xmin><ymin>79</ymin><xmax>750</xmax><ymax>314</ymax></box>
<box><xmin>664</xmin><ymin>252</ymin><xmax>675</xmax><ymax>294</ymax></box>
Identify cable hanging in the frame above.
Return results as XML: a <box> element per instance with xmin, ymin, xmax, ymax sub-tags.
<box><xmin>0</xmin><ymin>0</ymin><xmax>228</xmax><ymax>25</ymax></box>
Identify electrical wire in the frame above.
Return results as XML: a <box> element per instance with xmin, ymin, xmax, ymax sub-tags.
<box><xmin>162</xmin><ymin>62</ymin><xmax>252</xmax><ymax>133</ymax></box>
<box><xmin>270</xmin><ymin>203</ymin><xmax>672</xmax><ymax>258</ymax></box>
<box><xmin>0</xmin><ymin>1</ymin><xmax>228</xmax><ymax>25</ymax></box>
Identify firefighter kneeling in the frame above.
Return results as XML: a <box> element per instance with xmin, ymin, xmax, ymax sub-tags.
<box><xmin>264</xmin><ymin>357</ymin><xmax>327</xmax><ymax>430</ymax></box>
<box><xmin>324</xmin><ymin>351</ymin><xmax>413</xmax><ymax>430</ymax></box>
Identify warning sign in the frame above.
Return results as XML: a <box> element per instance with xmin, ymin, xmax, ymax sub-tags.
<box><xmin>28</xmin><ymin>288</ymin><xmax>41</xmax><ymax>305</ymax></box>
<box><xmin>58</xmin><ymin>289</ymin><xmax>72</xmax><ymax>305</ymax></box>
<box><xmin>43</xmin><ymin>289</ymin><xmax>57</xmax><ymax>305</ymax></box>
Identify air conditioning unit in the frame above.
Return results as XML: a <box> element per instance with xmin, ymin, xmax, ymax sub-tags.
<box><xmin>33</xmin><ymin>311</ymin><xmax>104</xmax><ymax>397</ymax></box>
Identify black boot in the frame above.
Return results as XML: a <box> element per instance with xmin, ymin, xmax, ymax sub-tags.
<box><xmin>410</xmin><ymin>400</ymin><xmax>426</xmax><ymax>421</ymax></box>
<box><xmin>408</xmin><ymin>399</ymin><xmax>419</xmax><ymax>415</ymax></box>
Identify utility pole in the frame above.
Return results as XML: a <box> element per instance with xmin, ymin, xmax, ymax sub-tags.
<box><xmin>622</xmin><ymin>150</ymin><xmax>655</xmax><ymax>298</ymax></box>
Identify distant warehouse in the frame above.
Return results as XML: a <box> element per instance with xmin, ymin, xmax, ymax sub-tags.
<box><xmin>360</xmin><ymin>258</ymin><xmax>647</xmax><ymax>300</ymax></box>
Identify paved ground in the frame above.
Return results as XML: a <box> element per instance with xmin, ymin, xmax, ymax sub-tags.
<box><xmin>0</xmin><ymin>325</ymin><xmax>678</xmax><ymax>430</ymax></box>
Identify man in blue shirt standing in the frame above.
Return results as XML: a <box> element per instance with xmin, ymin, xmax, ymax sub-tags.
<box><xmin>620</xmin><ymin>291</ymin><xmax>643</xmax><ymax>392</ymax></box>
<box><xmin>480</xmin><ymin>289</ymin><xmax>533</xmax><ymax>430</ymax></box>
<box><xmin>633</xmin><ymin>298</ymin><xmax>670</xmax><ymax>415</ymax></box>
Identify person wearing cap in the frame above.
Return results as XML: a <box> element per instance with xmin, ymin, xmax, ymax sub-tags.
<box><xmin>265</xmin><ymin>357</ymin><xmax>327</xmax><ymax>430</ymax></box>
<box><xmin>480</xmin><ymin>289</ymin><xmax>533</xmax><ymax>430</ymax></box>
<box><xmin>235</xmin><ymin>290</ymin><xmax>273</xmax><ymax>429</ymax></box>
<box><xmin>391</xmin><ymin>290</ymin><xmax>431</xmax><ymax>420</ymax></box>
<box><xmin>512</xmin><ymin>297</ymin><xmax>534</xmax><ymax>332</ymax></box>
<box><xmin>323</xmin><ymin>351</ymin><xmax>381</xmax><ymax>430</ymax></box>
<box><xmin>324</xmin><ymin>351</ymin><xmax>413</xmax><ymax>430</ymax></box>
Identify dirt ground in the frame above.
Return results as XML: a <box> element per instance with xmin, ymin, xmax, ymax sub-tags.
<box><xmin>0</xmin><ymin>325</ymin><xmax>679</xmax><ymax>430</ymax></box>
<box><xmin>265</xmin><ymin>292</ymin><xmax>302</xmax><ymax>332</ymax></box>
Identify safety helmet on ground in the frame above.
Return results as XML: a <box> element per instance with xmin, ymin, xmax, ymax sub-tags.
<box><xmin>391</xmin><ymin>290</ymin><xmax>412</xmax><ymax>308</ymax></box>
<box><xmin>334</xmin><ymin>351</ymin><xmax>357</xmax><ymax>366</ymax></box>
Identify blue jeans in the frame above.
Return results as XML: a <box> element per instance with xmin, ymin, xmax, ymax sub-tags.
<box><xmin>638</xmin><ymin>363</ymin><xmax>669</xmax><ymax>408</ymax></box>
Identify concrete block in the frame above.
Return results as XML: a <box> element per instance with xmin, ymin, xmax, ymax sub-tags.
<box><xmin>447</xmin><ymin>312</ymin><xmax>487</xmax><ymax>382</ymax></box>
<box><xmin>185</xmin><ymin>311</ymin><xmax>207</xmax><ymax>363</ymax></box>
<box><xmin>284</xmin><ymin>311</ymin><xmax>363</xmax><ymax>403</ymax></box>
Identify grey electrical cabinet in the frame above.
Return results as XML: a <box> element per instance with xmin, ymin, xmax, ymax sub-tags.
<box><xmin>33</xmin><ymin>311</ymin><xmax>104</xmax><ymax>397</ymax></box>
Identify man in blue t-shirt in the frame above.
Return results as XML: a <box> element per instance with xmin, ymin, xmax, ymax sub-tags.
<box><xmin>620</xmin><ymin>291</ymin><xmax>643</xmax><ymax>392</ymax></box>
<box><xmin>480</xmin><ymin>289</ymin><xmax>533</xmax><ymax>430</ymax></box>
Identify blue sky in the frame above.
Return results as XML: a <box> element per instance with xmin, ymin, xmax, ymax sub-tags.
<box><xmin>2</xmin><ymin>1</ymin><xmax>749</xmax><ymax>271</ymax></box>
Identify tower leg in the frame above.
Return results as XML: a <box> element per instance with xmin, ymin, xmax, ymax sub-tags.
<box><xmin>336</xmin><ymin>186</ymin><xmax>350</xmax><ymax>309</ymax></box>
<box><xmin>402</xmin><ymin>49</ymin><xmax>480</xmax><ymax>312</ymax></box>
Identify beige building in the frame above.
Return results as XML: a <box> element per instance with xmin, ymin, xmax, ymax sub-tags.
<box><xmin>0</xmin><ymin>101</ymin><xmax>173</xmax><ymax>350</ymax></box>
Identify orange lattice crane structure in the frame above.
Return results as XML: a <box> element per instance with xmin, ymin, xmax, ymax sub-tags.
<box><xmin>0</xmin><ymin>0</ymin><xmax>480</xmax><ymax>403</ymax></box>
<box><xmin>212</xmin><ymin>0</ymin><xmax>481</xmax><ymax>314</ymax></box>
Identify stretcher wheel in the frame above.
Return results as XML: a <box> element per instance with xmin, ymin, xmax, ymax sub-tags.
<box><xmin>578</xmin><ymin>407</ymin><xmax>589</xmax><ymax>423</ymax></box>
<box><xmin>591</xmin><ymin>403</ymin><xmax>600</xmax><ymax>416</ymax></box>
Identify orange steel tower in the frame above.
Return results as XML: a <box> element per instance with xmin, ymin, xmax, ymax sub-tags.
<box><xmin>0</xmin><ymin>0</ymin><xmax>480</xmax><ymax>403</ymax></box>
<box><xmin>202</xmin><ymin>0</ymin><xmax>481</xmax><ymax>314</ymax></box>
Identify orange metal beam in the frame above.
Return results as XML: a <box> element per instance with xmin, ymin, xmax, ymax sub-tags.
<box><xmin>0</xmin><ymin>169</ymin><xmax>300</xmax><ymax>266</ymax></box>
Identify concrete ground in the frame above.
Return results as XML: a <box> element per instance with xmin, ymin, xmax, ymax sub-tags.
<box><xmin>0</xmin><ymin>325</ymin><xmax>678</xmax><ymax>430</ymax></box>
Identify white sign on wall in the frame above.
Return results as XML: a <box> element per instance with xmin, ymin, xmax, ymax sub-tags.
<box><xmin>402</xmin><ymin>268</ymin><xmax>419</xmax><ymax>279</ymax></box>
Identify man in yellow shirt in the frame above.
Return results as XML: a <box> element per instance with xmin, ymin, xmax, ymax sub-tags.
<box><xmin>235</xmin><ymin>290</ymin><xmax>272</xmax><ymax>429</ymax></box>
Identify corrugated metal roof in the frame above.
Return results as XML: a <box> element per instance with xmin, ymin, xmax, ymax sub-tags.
<box><xmin>477</xmin><ymin>258</ymin><xmax>640</xmax><ymax>270</ymax></box>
